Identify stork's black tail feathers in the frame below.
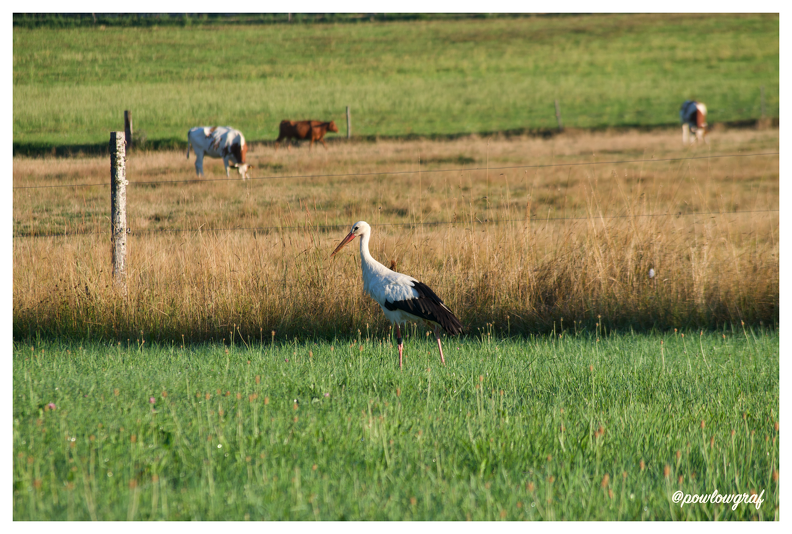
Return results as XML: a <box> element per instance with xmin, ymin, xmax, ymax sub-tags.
<box><xmin>384</xmin><ymin>281</ymin><xmax>464</xmax><ymax>335</ymax></box>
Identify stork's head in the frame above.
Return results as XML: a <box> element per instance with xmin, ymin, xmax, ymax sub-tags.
<box><xmin>331</xmin><ymin>221</ymin><xmax>370</xmax><ymax>257</ymax></box>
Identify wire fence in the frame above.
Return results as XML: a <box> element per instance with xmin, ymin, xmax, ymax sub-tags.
<box><xmin>11</xmin><ymin>151</ymin><xmax>780</xmax><ymax>191</ymax></box>
<box><xmin>13</xmin><ymin>209</ymin><xmax>780</xmax><ymax>240</ymax></box>
<box><xmin>13</xmin><ymin>150</ymin><xmax>779</xmax><ymax>239</ymax></box>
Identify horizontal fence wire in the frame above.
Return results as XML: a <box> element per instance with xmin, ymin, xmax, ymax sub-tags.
<box><xmin>11</xmin><ymin>151</ymin><xmax>780</xmax><ymax>191</ymax></box>
<box><xmin>13</xmin><ymin>209</ymin><xmax>780</xmax><ymax>240</ymax></box>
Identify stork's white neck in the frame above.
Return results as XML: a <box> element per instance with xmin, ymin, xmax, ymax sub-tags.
<box><xmin>359</xmin><ymin>228</ymin><xmax>374</xmax><ymax>265</ymax></box>
<box><xmin>353</xmin><ymin>223</ymin><xmax>417</xmax><ymax>306</ymax></box>
<box><xmin>358</xmin><ymin>228</ymin><xmax>388</xmax><ymax>276</ymax></box>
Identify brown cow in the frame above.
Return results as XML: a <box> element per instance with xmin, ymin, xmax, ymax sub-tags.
<box><xmin>275</xmin><ymin>120</ymin><xmax>339</xmax><ymax>151</ymax></box>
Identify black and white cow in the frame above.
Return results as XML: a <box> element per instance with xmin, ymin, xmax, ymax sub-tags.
<box><xmin>679</xmin><ymin>100</ymin><xmax>708</xmax><ymax>144</ymax></box>
<box><xmin>187</xmin><ymin>126</ymin><xmax>253</xmax><ymax>180</ymax></box>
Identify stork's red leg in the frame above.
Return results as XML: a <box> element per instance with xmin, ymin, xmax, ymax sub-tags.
<box><xmin>433</xmin><ymin>325</ymin><xmax>446</xmax><ymax>365</ymax></box>
<box><xmin>395</xmin><ymin>323</ymin><xmax>404</xmax><ymax>369</ymax></box>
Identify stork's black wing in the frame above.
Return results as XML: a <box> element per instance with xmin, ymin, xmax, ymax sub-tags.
<box><xmin>384</xmin><ymin>281</ymin><xmax>463</xmax><ymax>335</ymax></box>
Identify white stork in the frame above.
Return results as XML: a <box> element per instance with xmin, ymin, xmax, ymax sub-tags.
<box><xmin>331</xmin><ymin>221</ymin><xmax>463</xmax><ymax>368</ymax></box>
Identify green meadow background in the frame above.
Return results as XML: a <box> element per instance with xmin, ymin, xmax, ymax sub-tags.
<box><xmin>13</xmin><ymin>13</ymin><xmax>778</xmax><ymax>150</ymax></box>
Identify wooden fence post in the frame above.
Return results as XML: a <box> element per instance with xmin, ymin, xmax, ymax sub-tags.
<box><xmin>110</xmin><ymin>132</ymin><xmax>128</xmax><ymax>293</ymax></box>
<box><xmin>124</xmin><ymin>110</ymin><xmax>133</xmax><ymax>150</ymax></box>
<box><xmin>346</xmin><ymin>106</ymin><xmax>351</xmax><ymax>139</ymax></box>
<box><xmin>554</xmin><ymin>99</ymin><xmax>564</xmax><ymax>132</ymax></box>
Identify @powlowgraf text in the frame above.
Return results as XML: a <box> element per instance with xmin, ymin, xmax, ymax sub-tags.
<box><xmin>672</xmin><ymin>489</ymin><xmax>765</xmax><ymax>510</ymax></box>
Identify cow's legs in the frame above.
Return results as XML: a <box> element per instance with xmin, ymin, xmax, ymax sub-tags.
<box><xmin>223</xmin><ymin>157</ymin><xmax>231</xmax><ymax>178</ymax></box>
<box><xmin>682</xmin><ymin>124</ymin><xmax>690</xmax><ymax>145</ymax></box>
<box><xmin>321</xmin><ymin>139</ymin><xmax>328</xmax><ymax>151</ymax></box>
<box><xmin>194</xmin><ymin>152</ymin><xmax>205</xmax><ymax>177</ymax></box>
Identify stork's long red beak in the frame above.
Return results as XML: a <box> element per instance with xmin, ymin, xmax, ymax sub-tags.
<box><xmin>331</xmin><ymin>231</ymin><xmax>356</xmax><ymax>257</ymax></box>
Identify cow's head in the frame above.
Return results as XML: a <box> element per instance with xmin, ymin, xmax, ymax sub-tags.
<box><xmin>233</xmin><ymin>163</ymin><xmax>254</xmax><ymax>180</ymax></box>
<box><xmin>328</xmin><ymin>121</ymin><xmax>339</xmax><ymax>133</ymax></box>
<box><xmin>230</xmin><ymin>141</ymin><xmax>248</xmax><ymax>165</ymax></box>
<box><xmin>694</xmin><ymin>103</ymin><xmax>709</xmax><ymax>142</ymax></box>
<box><xmin>695</xmin><ymin>103</ymin><xmax>708</xmax><ymax>128</ymax></box>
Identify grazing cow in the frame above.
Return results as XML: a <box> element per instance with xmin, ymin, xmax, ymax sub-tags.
<box><xmin>187</xmin><ymin>126</ymin><xmax>253</xmax><ymax>180</ymax></box>
<box><xmin>275</xmin><ymin>120</ymin><xmax>339</xmax><ymax>151</ymax></box>
<box><xmin>679</xmin><ymin>100</ymin><xmax>709</xmax><ymax>144</ymax></box>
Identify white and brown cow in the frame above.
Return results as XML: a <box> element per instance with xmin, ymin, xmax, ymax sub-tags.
<box><xmin>679</xmin><ymin>100</ymin><xmax>709</xmax><ymax>144</ymax></box>
<box><xmin>187</xmin><ymin>126</ymin><xmax>253</xmax><ymax>180</ymax></box>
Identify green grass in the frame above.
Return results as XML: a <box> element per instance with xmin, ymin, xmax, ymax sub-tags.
<box><xmin>13</xmin><ymin>14</ymin><xmax>778</xmax><ymax>149</ymax></box>
<box><xmin>13</xmin><ymin>328</ymin><xmax>779</xmax><ymax>520</ymax></box>
<box><xmin>12</xmin><ymin>13</ymin><xmax>526</xmax><ymax>29</ymax></box>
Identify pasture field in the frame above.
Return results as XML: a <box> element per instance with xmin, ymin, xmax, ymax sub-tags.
<box><xmin>13</xmin><ymin>12</ymin><xmax>780</xmax><ymax>524</ymax></box>
<box><xmin>13</xmin><ymin>13</ymin><xmax>778</xmax><ymax>150</ymax></box>
<box><xmin>13</xmin><ymin>128</ymin><xmax>779</xmax><ymax>341</ymax></box>
<box><xmin>13</xmin><ymin>330</ymin><xmax>779</xmax><ymax>520</ymax></box>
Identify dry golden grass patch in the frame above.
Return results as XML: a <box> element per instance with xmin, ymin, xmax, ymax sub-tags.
<box><xmin>13</xmin><ymin>128</ymin><xmax>778</xmax><ymax>340</ymax></box>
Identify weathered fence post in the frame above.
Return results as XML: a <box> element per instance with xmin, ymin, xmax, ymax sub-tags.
<box><xmin>124</xmin><ymin>110</ymin><xmax>133</xmax><ymax>150</ymax></box>
<box><xmin>554</xmin><ymin>99</ymin><xmax>564</xmax><ymax>132</ymax></box>
<box><xmin>346</xmin><ymin>106</ymin><xmax>351</xmax><ymax>139</ymax></box>
<box><xmin>110</xmin><ymin>132</ymin><xmax>128</xmax><ymax>294</ymax></box>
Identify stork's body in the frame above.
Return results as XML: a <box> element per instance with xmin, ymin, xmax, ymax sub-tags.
<box><xmin>332</xmin><ymin>221</ymin><xmax>463</xmax><ymax>368</ymax></box>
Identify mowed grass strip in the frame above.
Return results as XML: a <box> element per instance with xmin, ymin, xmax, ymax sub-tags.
<box><xmin>13</xmin><ymin>13</ymin><xmax>778</xmax><ymax>147</ymax></box>
<box><xmin>13</xmin><ymin>330</ymin><xmax>779</xmax><ymax>520</ymax></box>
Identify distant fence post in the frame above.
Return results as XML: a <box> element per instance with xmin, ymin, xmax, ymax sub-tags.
<box><xmin>110</xmin><ymin>132</ymin><xmax>128</xmax><ymax>294</ymax></box>
<box><xmin>124</xmin><ymin>110</ymin><xmax>133</xmax><ymax>150</ymax></box>
<box><xmin>761</xmin><ymin>86</ymin><xmax>766</xmax><ymax>118</ymax></box>
<box><xmin>346</xmin><ymin>106</ymin><xmax>351</xmax><ymax>139</ymax></box>
<box><xmin>554</xmin><ymin>99</ymin><xmax>564</xmax><ymax>132</ymax></box>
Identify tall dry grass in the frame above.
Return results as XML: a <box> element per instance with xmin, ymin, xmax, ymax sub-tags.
<box><xmin>13</xmin><ymin>128</ymin><xmax>778</xmax><ymax>341</ymax></box>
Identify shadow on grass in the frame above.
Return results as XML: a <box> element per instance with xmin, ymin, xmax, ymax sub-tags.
<box><xmin>13</xmin><ymin>310</ymin><xmax>779</xmax><ymax>345</ymax></box>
